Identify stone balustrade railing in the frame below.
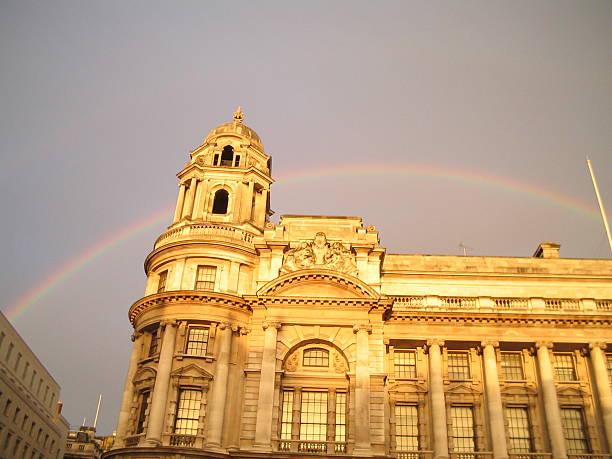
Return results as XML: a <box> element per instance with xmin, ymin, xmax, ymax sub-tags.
<box><xmin>154</xmin><ymin>223</ymin><xmax>255</xmax><ymax>249</ymax></box>
<box><xmin>392</xmin><ymin>450</ymin><xmax>434</xmax><ymax>459</ymax></box>
<box><xmin>274</xmin><ymin>439</ymin><xmax>348</xmax><ymax>455</ymax></box>
<box><xmin>392</xmin><ymin>296</ymin><xmax>612</xmax><ymax>314</ymax></box>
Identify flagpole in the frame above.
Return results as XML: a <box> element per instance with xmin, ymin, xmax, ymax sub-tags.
<box><xmin>587</xmin><ymin>159</ymin><xmax>612</xmax><ymax>255</ymax></box>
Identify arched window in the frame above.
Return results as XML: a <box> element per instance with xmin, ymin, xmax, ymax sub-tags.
<box><xmin>221</xmin><ymin>146</ymin><xmax>234</xmax><ymax>166</ymax></box>
<box><xmin>212</xmin><ymin>189</ymin><xmax>229</xmax><ymax>214</ymax></box>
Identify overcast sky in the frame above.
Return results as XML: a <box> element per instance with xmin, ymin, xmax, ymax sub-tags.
<box><xmin>1</xmin><ymin>1</ymin><xmax>610</xmax><ymax>435</ymax></box>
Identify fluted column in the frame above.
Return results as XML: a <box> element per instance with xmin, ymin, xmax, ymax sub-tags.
<box><xmin>589</xmin><ymin>342</ymin><xmax>612</xmax><ymax>451</ymax></box>
<box><xmin>206</xmin><ymin>323</ymin><xmax>235</xmax><ymax>448</ymax></box>
<box><xmin>481</xmin><ymin>341</ymin><xmax>509</xmax><ymax>459</ymax></box>
<box><xmin>115</xmin><ymin>332</ymin><xmax>142</xmax><ymax>447</ymax></box>
<box><xmin>427</xmin><ymin>339</ymin><xmax>449</xmax><ymax>459</ymax></box>
<box><xmin>182</xmin><ymin>177</ymin><xmax>198</xmax><ymax>219</ymax></box>
<box><xmin>144</xmin><ymin>321</ymin><xmax>178</xmax><ymax>446</ymax></box>
<box><xmin>173</xmin><ymin>183</ymin><xmax>187</xmax><ymax>222</ymax></box>
<box><xmin>536</xmin><ymin>342</ymin><xmax>567</xmax><ymax>459</ymax></box>
<box><xmin>353</xmin><ymin>324</ymin><xmax>372</xmax><ymax>455</ymax></box>
<box><xmin>253</xmin><ymin>321</ymin><xmax>281</xmax><ymax>450</ymax></box>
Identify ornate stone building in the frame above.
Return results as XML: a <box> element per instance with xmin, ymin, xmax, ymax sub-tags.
<box><xmin>105</xmin><ymin>110</ymin><xmax>612</xmax><ymax>459</ymax></box>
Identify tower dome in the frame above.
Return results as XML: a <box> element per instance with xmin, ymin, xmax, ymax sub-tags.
<box><xmin>203</xmin><ymin>107</ymin><xmax>264</xmax><ymax>153</ymax></box>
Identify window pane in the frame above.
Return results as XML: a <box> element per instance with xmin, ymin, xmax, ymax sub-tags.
<box><xmin>501</xmin><ymin>352</ymin><xmax>524</xmax><ymax>380</ymax></box>
<box><xmin>335</xmin><ymin>392</ymin><xmax>347</xmax><ymax>442</ymax></box>
<box><xmin>395</xmin><ymin>351</ymin><xmax>417</xmax><ymax>379</ymax></box>
<box><xmin>554</xmin><ymin>354</ymin><xmax>577</xmax><ymax>381</ymax></box>
<box><xmin>136</xmin><ymin>391</ymin><xmax>150</xmax><ymax>434</ymax></box>
<box><xmin>300</xmin><ymin>391</ymin><xmax>328</xmax><ymax>441</ymax></box>
<box><xmin>280</xmin><ymin>390</ymin><xmax>294</xmax><ymax>440</ymax></box>
<box><xmin>174</xmin><ymin>389</ymin><xmax>202</xmax><ymax>435</ymax></box>
<box><xmin>195</xmin><ymin>266</ymin><xmax>216</xmax><ymax>291</ymax></box>
<box><xmin>303</xmin><ymin>349</ymin><xmax>329</xmax><ymax>367</ymax></box>
<box><xmin>148</xmin><ymin>329</ymin><xmax>159</xmax><ymax>357</ymax></box>
<box><xmin>505</xmin><ymin>407</ymin><xmax>532</xmax><ymax>452</ymax></box>
<box><xmin>395</xmin><ymin>405</ymin><xmax>419</xmax><ymax>451</ymax></box>
<box><xmin>606</xmin><ymin>354</ymin><xmax>612</xmax><ymax>382</ymax></box>
<box><xmin>157</xmin><ymin>271</ymin><xmax>167</xmax><ymax>293</ymax></box>
<box><xmin>561</xmin><ymin>408</ymin><xmax>590</xmax><ymax>453</ymax></box>
<box><xmin>448</xmin><ymin>352</ymin><xmax>471</xmax><ymax>380</ymax></box>
<box><xmin>186</xmin><ymin>327</ymin><xmax>209</xmax><ymax>356</ymax></box>
<box><xmin>451</xmin><ymin>406</ymin><xmax>475</xmax><ymax>452</ymax></box>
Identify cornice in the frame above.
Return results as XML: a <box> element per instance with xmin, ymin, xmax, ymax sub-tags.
<box><xmin>129</xmin><ymin>291</ymin><xmax>251</xmax><ymax>325</ymax></box>
<box><xmin>248</xmin><ymin>295</ymin><xmax>393</xmax><ymax>310</ymax></box>
<box><xmin>381</xmin><ymin>270</ymin><xmax>612</xmax><ymax>282</ymax></box>
<box><xmin>389</xmin><ymin>311</ymin><xmax>612</xmax><ymax>327</ymax></box>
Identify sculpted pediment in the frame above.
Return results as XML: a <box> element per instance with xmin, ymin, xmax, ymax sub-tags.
<box><xmin>446</xmin><ymin>382</ymin><xmax>480</xmax><ymax>395</ymax></box>
<box><xmin>258</xmin><ymin>270</ymin><xmax>378</xmax><ymax>299</ymax></box>
<box><xmin>171</xmin><ymin>363</ymin><xmax>213</xmax><ymax>380</ymax></box>
<box><xmin>280</xmin><ymin>232</ymin><xmax>357</xmax><ymax>276</ymax></box>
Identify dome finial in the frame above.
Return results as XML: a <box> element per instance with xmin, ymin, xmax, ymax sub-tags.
<box><xmin>233</xmin><ymin>106</ymin><xmax>244</xmax><ymax>124</ymax></box>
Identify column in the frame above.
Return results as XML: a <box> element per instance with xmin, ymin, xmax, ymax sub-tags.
<box><xmin>246</xmin><ymin>182</ymin><xmax>255</xmax><ymax>221</ymax></box>
<box><xmin>589</xmin><ymin>342</ymin><xmax>612</xmax><ymax>451</ymax></box>
<box><xmin>115</xmin><ymin>332</ymin><xmax>142</xmax><ymax>447</ymax></box>
<box><xmin>481</xmin><ymin>341</ymin><xmax>509</xmax><ymax>459</ymax></box>
<box><xmin>181</xmin><ymin>177</ymin><xmax>198</xmax><ymax>219</ymax></box>
<box><xmin>253</xmin><ymin>321</ymin><xmax>281</xmax><ymax>450</ymax></box>
<box><xmin>206</xmin><ymin>323</ymin><xmax>235</xmax><ymax>447</ymax></box>
<box><xmin>353</xmin><ymin>324</ymin><xmax>372</xmax><ymax>455</ymax></box>
<box><xmin>191</xmin><ymin>179</ymin><xmax>204</xmax><ymax>220</ymax></box>
<box><xmin>144</xmin><ymin>321</ymin><xmax>178</xmax><ymax>446</ymax></box>
<box><xmin>536</xmin><ymin>342</ymin><xmax>567</xmax><ymax>459</ymax></box>
<box><xmin>427</xmin><ymin>339</ymin><xmax>449</xmax><ymax>459</ymax></box>
<box><xmin>173</xmin><ymin>183</ymin><xmax>187</xmax><ymax>222</ymax></box>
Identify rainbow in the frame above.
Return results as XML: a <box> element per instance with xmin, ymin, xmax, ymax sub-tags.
<box><xmin>4</xmin><ymin>163</ymin><xmax>603</xmax><ymax>322</ymax></box>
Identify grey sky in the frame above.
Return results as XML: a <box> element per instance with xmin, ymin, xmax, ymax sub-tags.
<box><xmin>1</xmin><ymin>0</ymin><xmax>610</xmax><ymax>434</ymax></box>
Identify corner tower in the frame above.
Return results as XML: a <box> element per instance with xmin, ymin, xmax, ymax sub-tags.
<box><xmin>172</xmin><ymin>107</ymin><xmax>273</xmax><ymax>230</ymax></box>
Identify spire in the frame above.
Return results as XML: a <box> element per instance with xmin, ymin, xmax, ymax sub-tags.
<box><xmin>233</xmin><ymin>106</ymin><xmax>244</xmax><ymax>124</ymax></box>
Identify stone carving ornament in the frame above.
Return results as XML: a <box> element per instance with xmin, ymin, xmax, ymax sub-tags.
<box><xmin>280</xmin><ymin>232</ymin><xmax>358</xmax><ymax>276</ymax></box>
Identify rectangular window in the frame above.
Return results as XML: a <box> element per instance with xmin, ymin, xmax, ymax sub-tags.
<box><xmin>561</xmin><ymin>408</ymin><xmax>590</xmax><ymax>453</ymax></box>
<box><xmin>505</xmin><ymin>407</ymin><xmax>532</xmax><ymax>452</ymax></box>
<box><xmin>606</xmin><ymin>354</ymin><xmax>612</xmax><ymax>381</ymax></box>
<box><xmin>15</xmin><ymin>352</ymin><xmax>22</xmax><ymax>372</ymax></box>
<box><xmin>395</xmin><ymin>351</ymin><xmax>417</xmax><ymax>379</ymax></box>
<box><xmin>4</xmin><ymin>431</ymin><xmax>12</xmax><ymax>451</ymax></box>
<box><xmin>135</xmin><ymin>391</ymin><xmax>150</xmax><ymax>434</ymax></box>
<box><xmin>157</xmin><ymin>271</ymin><xmax>168</xmax><ymax>293</ymax></box>
<box><xmin>450</xmin><ymin>406</ymin><xmax>475</xmax><ymax>452</ymax></box>
<box><xmin>4</xmin><ymin>398</ymin><xmax>12</xmax><ymax>415</ymax></box>
<box><xmin>448</xmin><ymin>352</ymin><xmax>471</xmax><ymax>380</ymax></box>
<box><xmin>335</xmin><ymin>392</ymin><xmax>347</xmax><ymax>443</ymax></box>
<box><xmin>554</xmin><ymin>353</ymin><xmax>577</xmax><ymax>381</ymax></box>
<box><xmin>13</xmin><ymin>406</ymin><xmax>20</xmax><ymax>423</ymax></box>
<box><xmin>174</xmin><ymin>389</ymin><xmax>202</xmax><ymax>435</ymax></box>
<box><xmin>195</xmin><ymin>266</ymin><xmax>216</xmax><ymax>291</ymax></box>
<box><xmin>300</xmin><ymin>391</ymin><xmax>328</xmax><ymax>442</ymax></box>
<box><xmin>148</xmin><ymin>329</ymin><xmax>159</xmax><ymax>357</ymax></box>
<box><xmin>185</xmin><ymin>327</ymin><xmax>210</xmax><ymax>356</ymax></box>
<box><xmin>280</xmin><ymin>390</ymin><xmax>294</xmax><ymax>441</ymax></box>
<box><xmin>501</xmin><ymin>352</ymin><xmax>524</xmax><ymax>380</ymax></box>
<box><xmin>303</xmin><ymin>348</ymin><xmax>329</xmax><ymax>367</ymax></box>
<box><xmin>395</xmin><ymin>405</ymin><xmax>419</xmax><ymax>451</ymax></box>
<box><xmin>23</xmin><ymin>362</ymin><xmax>29</xmax><ymax>379</ymax></box>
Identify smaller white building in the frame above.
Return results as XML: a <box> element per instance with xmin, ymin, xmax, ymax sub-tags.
<box><xmin>0</xmin><ymin>310</ymin><xmax>69</xmax><ymax>458</ymax></box>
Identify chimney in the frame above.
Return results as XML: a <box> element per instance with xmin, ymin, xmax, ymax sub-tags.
<box><xmin>533</xmin><ymin>242</ymin><xmax>561</xmax><ymax>258</ymax></box>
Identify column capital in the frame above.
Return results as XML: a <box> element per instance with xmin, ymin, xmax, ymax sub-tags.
<box><xmin>426</xmin><ymin>338</ymin><xmax>445</xmax><ymax>348</ymax></box>
<box><xmin>262</xmin><ymin>321</ymin><xmax>281</xmax><ymax>331</ymax></box>
<box><xmin>589</xmin><ymin>342</ymin><xmax>607</xmax><ymax>351</ymax></box>
<box><xmin>353</xmin><ymin>324</ymin><xmax>372</xmax><ymax>334</ymax></box>
<box><xmin>131</xmin><ymin>332</ymin><xmax>142</xmax><ymax>342</ymax></box>
<box><xmin>535</xmin><ymin>341</ymin><xmax>553</xmax><ymax>350</ymax></box>
<box><xmin>161</xmin><ymin>319</ymin><xmax>178</xmax><ymax>328</ymax></box>
<box><xmin>480</xmin><ymin>339</ymin><xmax>499</xmax><ymax>348</ymax></box>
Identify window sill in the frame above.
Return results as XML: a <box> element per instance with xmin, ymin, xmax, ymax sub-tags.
<box><xmin>138</xmin><ymin>356</ymin><xmax>159</xmax><ymax>365</ymax></box>
<box><xmin>175</xmin><ymin>353</ymin><xmax>215</xmax><ymax>363</ymax></box>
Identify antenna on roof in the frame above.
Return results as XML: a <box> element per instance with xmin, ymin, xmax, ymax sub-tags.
<box><xmin>587</xmin><ymin>158</ymin><xmax>612</xmax><ymax>255</ymax></box>
<box><xmin>458</xmin><ymin>242</ymin><xmax>474</xmax><ymax>256</ymax></box>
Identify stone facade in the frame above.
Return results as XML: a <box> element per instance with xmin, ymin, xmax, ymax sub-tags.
<box><xmin>105</xmin><ymin>110</ymin><xmax>612</xmax><ymax>459</ymax></box>
<box><xmin>0</xmin><ymin>310</ymin><xmax>68</xmax><ymax>458</ymax></box>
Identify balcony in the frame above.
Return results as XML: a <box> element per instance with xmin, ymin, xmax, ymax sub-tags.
<box><xmin>449</xmin><ymin>453</ymin><xmax>493</xmax><ymax>459</ymax></box>
<box><xmin>509</xmin><ymin>454</ymin><xmax>552</xmax><ymax>459</ymax></box>
<box><xmin>274</xmin><ymin>439</ymin><xmax>348</xmax><ymax>455</ymax></box>
<box><xmin>391</xmin><ymin>451</ymin><xmax>433</xmax><ymax>459</ymax></box>
<box><xmin>154</xmin><ymin>223</ymin><xmax>255</xmax><ymax>250</ymax></box>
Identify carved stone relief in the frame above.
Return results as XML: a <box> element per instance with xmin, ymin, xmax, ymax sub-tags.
<box><xmin>280</xmin><ymin>232</ymin><xmax>357</xmax><ymax>276</ymax></box>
